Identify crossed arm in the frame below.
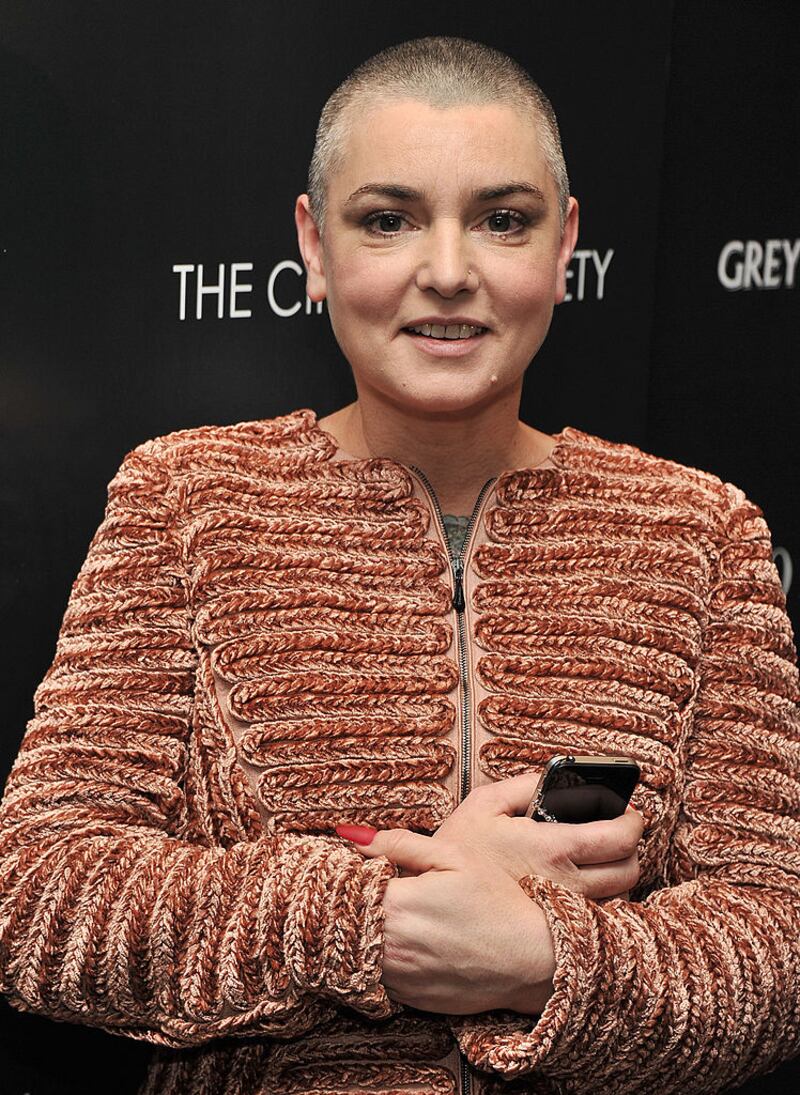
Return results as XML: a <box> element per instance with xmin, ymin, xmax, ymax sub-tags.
<box><xmin>341</xmin><ymin>771</ymin><xmax>644</xmax><ymax>1016</ymax></box>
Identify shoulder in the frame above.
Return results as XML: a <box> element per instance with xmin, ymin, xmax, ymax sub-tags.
<box><xmin>118</xmin><ymin>408</ymin><xmax>330</xmax><ymax>473</ymax></box>
<box><xmin>103</xmin><ymin>409</ymin><xmax>333</xmax><ymax>509</ymax></box>
<box><xmin>559</xmin><ymin>425</ymin><xmax>726</xmax><ymax>491</ymax></box>
<box><xmin>557</xmin><ymin>425</ymin><xmax>763</xmax><ymax>530</ymax></box>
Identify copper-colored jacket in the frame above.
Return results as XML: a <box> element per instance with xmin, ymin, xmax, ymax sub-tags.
<box><xmin>1</xmin><ymin>409</ymin><xmax>798</xmax><ymax>1095</ymax></box>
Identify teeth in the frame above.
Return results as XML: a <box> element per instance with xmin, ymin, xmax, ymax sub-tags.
<box><xmin>407</xmin><ymin>323</ymin><xmax>485</xmax><ymax>339</ymax></box>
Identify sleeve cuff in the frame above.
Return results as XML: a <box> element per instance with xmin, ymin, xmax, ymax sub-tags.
<box><xmin>284</xmin><ymin>843</ymin><xmax>403</xmax><ymax>1020</ymax></box>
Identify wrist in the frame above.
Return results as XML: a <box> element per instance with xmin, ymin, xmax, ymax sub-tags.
<box><xmin>507</xmin><ymin>902</ymin><xmax>556</xmax><ymax>1016</ymax></box>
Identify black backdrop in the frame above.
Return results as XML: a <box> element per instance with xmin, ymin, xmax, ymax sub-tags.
<box><xmin>1</xmin><ymin>1</ymin><xmax>798</xmax><ymax>1091</ymax></box>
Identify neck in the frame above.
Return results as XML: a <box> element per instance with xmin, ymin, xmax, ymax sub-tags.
<box><xmin>317</xmin><ymin>387</ymin><xmax>556</xmax><ymax>513</ymax></box>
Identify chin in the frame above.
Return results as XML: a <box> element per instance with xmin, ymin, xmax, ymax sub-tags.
<box><xmin>380</xmin><ymin>381</ymin><xmax>510</xmax><ymax>419</ymax></box>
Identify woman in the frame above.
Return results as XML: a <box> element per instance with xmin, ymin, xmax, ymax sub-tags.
<box><xmin>0</xmin><ymin>36</ymin><xmax>798</xmax><ymax>1095</ymax></box>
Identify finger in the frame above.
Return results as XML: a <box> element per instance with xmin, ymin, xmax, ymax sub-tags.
<box><xmin>566</xmin><ymin>807</ymin><xmax>645</xmax><ymax>865</ymax></box>
<box><xmin>336</xmin><ymin>825</ymin><xmax>453</xmax><ymax>872</ymax></box>
<box><xmin>576</xmin><ymin>855</ymin><xmax>640</xmax><ymax>900</ymax></box>
<box><xmin>463</xmin><ymin>769</ymin><xmax>543</xmax><ymax>818</ymax></box>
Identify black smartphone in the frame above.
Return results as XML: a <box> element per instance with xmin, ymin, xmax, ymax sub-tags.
<box><xmin>523</xmin><ymin>754</ymin><xmax>640</xmax><ymax>823</ymax></box>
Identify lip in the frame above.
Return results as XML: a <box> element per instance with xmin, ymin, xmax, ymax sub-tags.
<box><xmin>401</xmin><ymin>328</ymin><xmax>488</xmax><ymax>357</ymax></box>
<box><xmin>402</xmin><ymin>316</ymin><xmax>489</xmax><ymax>330</ymax></box>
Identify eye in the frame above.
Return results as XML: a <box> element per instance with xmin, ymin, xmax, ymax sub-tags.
<box><xmin>363</xmin><ymin>211</ymin><xmax>409</xmax><ymax>236</ymax></box>
<box><xmin>483</xmin><ymin>209</ymin><xmax>528</xmax><ymax>235</ymax></box>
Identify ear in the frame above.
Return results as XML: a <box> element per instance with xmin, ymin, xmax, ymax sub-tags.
<box><xmin>554</xmin><ymin>196</ymin><xmax>579</xmax><ymax>304</ymax></box>
<box><xmin>295</xmin><ymin>193</ymin><xmax>327</xmax><ymax>302</ymax></box>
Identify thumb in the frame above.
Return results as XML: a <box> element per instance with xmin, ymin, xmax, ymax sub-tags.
<box><xmin>335</xmin><ymin>823</ymin><xmax>452</xmax><ymax>873</ymax></box>
<box><xmin>475</xmin><ymin>768</ymin><xmax>542</xmax><ymax>817</ymax></box>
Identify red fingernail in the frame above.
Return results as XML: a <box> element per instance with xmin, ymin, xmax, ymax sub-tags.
<box><xmin>335</xmin><ymin>824</ymin><xmax>378</xmax><ymax>845</ymax></box>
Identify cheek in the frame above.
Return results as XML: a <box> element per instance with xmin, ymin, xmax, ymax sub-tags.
<box><xmin>502</xmin><ymin>265</ymin><xmax>556</xmax><ymax>318</ymax></box>
<box><xmin>328</xmin><ymin>256</ymin><xmax>403</xmax><ymax>326</ymax></box>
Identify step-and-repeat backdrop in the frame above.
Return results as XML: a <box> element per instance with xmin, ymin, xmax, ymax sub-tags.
<box><xmin>1</xmin><ymin>1</ymin><xmax>797</xmax><ymax>1091</ymax></box>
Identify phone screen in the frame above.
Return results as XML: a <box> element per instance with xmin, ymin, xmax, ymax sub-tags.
<box><xmin>534</xmin><ymin>757</ymin><xmax>640</xmax><ymax>823</ymax></box>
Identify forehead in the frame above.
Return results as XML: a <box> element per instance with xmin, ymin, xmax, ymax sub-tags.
<box><xmin>331</xmin><ymin>98</ymin><xmax>552</xmax><ymax>201</ymax></box>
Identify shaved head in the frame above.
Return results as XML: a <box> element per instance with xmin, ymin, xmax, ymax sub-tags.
<box><xmin>307</xmin><ymin>36</ymin><xmax>570</xmax><ymax>237</ymax></box>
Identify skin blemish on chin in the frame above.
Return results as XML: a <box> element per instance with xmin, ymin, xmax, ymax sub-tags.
<box><xmin>490</xmin><ymin>374</ymin><xmax>499</xmax><ymax>384</ymax></box>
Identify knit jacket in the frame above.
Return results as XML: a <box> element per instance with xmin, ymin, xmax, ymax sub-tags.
<box><xmin>1</xmin><ymin>408</ymin><xmax>798</xmax><ymax>1095</ymax></box>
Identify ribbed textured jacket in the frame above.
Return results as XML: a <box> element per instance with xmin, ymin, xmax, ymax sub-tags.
<box><xmin>1</xmin><ymin>408</ymin><xmax>799</xmax><ymax>1095</ymax></box>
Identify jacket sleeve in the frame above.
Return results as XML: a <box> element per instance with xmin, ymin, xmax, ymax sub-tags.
<box><xmin>0</xmin><ymin>443</ymin><xmax>401</xmax><ymax>1048</ymax></box>
<box><xmin>449</xmin><ymin>484</ymin><xmax>800</xmax><ymax>1092</ymax></box>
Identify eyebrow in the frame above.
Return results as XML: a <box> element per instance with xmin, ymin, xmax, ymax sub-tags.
<box><xmin>344</xmin><ymin>181</ymin><xmax>547</xmax><ymax>204</ymax></box>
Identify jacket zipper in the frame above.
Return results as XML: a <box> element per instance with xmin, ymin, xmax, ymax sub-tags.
<box><xmin>408</xmin><ymin>466</ymin><xmax>496</xmax><ymax>1095</ymax></box>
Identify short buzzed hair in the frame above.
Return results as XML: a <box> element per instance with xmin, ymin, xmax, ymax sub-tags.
<box><xmin>307</xmin><ymin>36</ymin><xmax>570</xmax><ymax>236</ymax></box>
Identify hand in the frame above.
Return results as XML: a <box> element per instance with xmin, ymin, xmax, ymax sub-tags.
<box><xmin>431</xmin><ymin>770</ymin><xmax>643</xmax><ymax>902</ymax></box>
<box><xmin>341</xmin><ymin>827</ymin><xmax>557</xmax><ymax>1015</ymax></box>
<box><xmin>336</xmin><ymin>770</ymin><xmax>644</xmax><ymax>1014</ymax></box>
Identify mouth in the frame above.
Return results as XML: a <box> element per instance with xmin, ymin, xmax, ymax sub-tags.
<box><xmin>403</xmin><ymin>322</ymin><xmax>488</xmax><ymax>341</ymax></box>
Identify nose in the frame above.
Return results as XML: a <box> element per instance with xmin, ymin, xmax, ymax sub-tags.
<box><xmin>414</xmin><ymin>219</ymin><xmax>476</xmax><ymax>297</ymax></box>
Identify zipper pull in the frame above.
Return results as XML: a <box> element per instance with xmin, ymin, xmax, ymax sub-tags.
<box><xmin>452</xmin><ymin>558</ymin><xmax>465</xmax><ymax>612</ymax></box>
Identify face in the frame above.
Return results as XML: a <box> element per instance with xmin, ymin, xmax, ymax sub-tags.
<box><xmin>296</xmin><ymin>98</ymin><xmax>578</xmax><ymax>416</ymax></box>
